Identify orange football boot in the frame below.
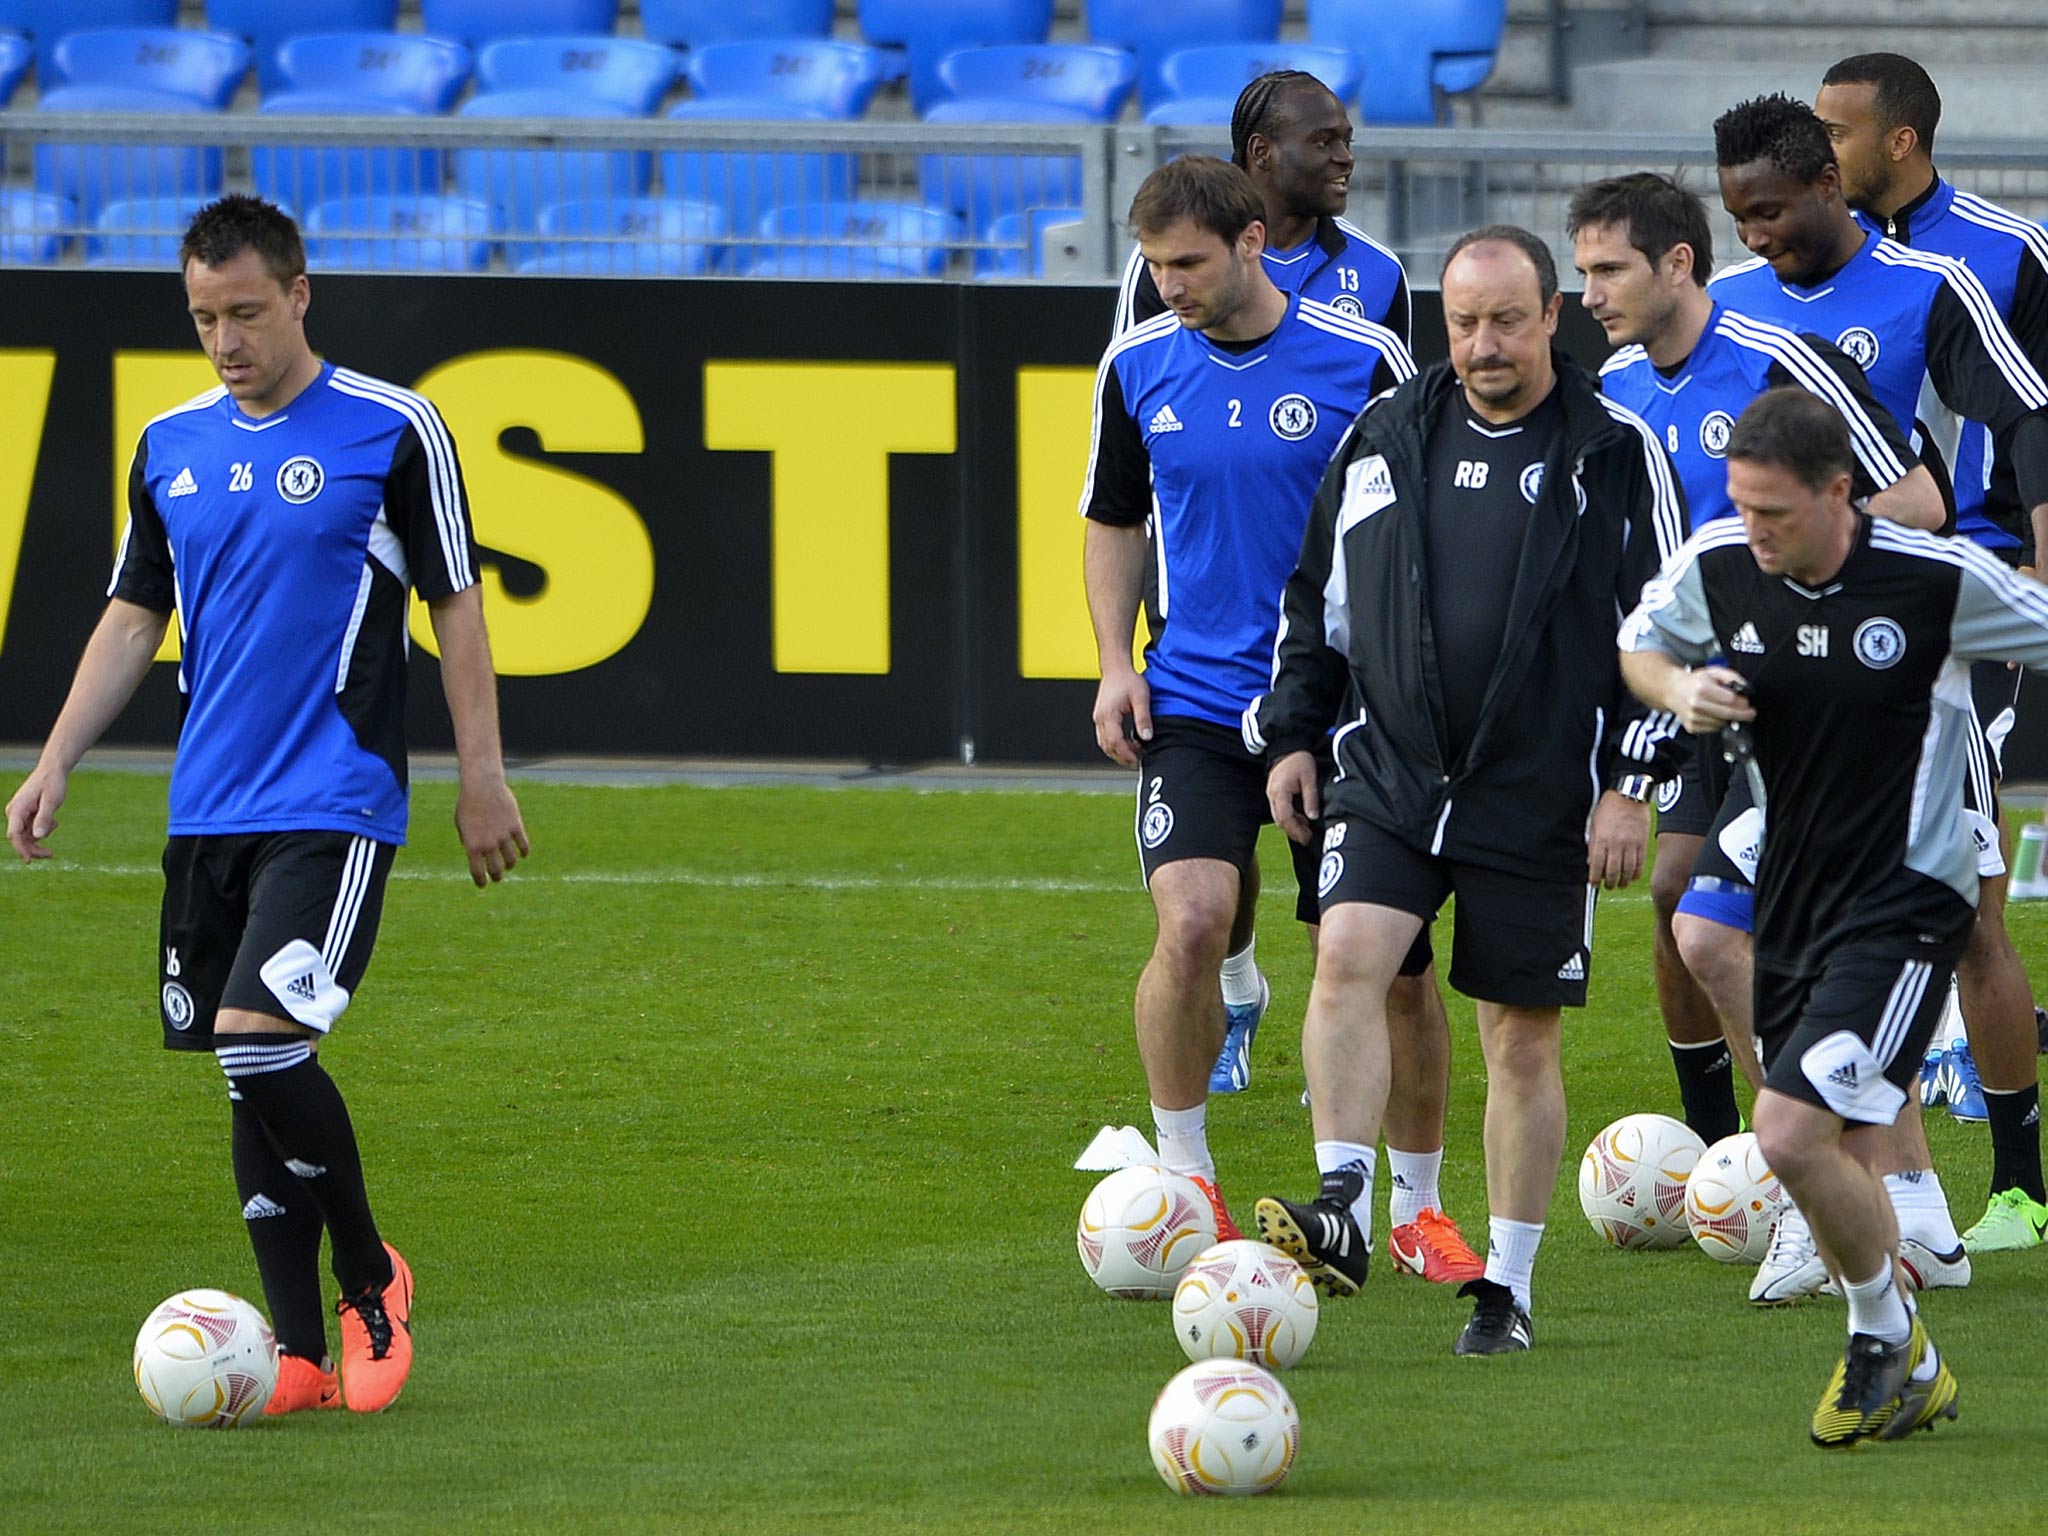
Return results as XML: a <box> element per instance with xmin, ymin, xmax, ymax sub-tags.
<box><xmin>338</xmin><ymin>1243</ymin><xmax>414</xmax><ymax>1413</ymax></box>
<box><xmin>264</xmin><ymin>1353</ymin><xmax>341</xmax><ymax>1415</ymax></box>
<box><xmin>1387</xmin><ymin>1207</ymin><xmax>1485</xmax><ymax>1283</ymax></box>
<box><xmin>1191</xmin><ymin>1176</ymin><xmax>1243</xmax><ymax>1242</ymax></box>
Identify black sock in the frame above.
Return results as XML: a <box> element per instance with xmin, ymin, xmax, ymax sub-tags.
<box><xmin>216</xmin><ymin>1034</ymin><xmax>390</xmax><ymax>1296</ymax></box>
<box><xmin>1669</xmin><ymin>1037</ymin><xmax>1741</xmax><ymax>1144</ymax></box>
<box><xmin>231</xmin><ymin>1099</ymin><xmax>329</xmax><ymax>1361</ymax></box>
<box><xmin>1986</xmin><ymin>1083</ymin><xmax>2046</xmax><ymax>1204</ymax></box>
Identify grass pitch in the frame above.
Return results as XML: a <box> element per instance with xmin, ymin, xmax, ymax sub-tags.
<box><xmin>1</xmin><ymin>771</ymin><xmax>2043</xmax><ymax>1535</ymax></box>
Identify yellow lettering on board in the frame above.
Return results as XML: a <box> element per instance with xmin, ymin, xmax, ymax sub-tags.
<box><xmin>0</xmin><ymin>351</ymin><xmax>57</xmax><ymax>657</ymax></box>
<box><xmin>113</xmin><ymin>352</ymin><xmax>219</xmax><ymax>662</ymax></box>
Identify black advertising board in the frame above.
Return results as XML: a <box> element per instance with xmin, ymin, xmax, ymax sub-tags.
<box><xmin>8</xmin><ymin>273</ymin><xmax>2038</xmax><ymax>777</ymax></box>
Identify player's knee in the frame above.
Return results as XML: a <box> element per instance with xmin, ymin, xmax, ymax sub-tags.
<box><xmin>1751</xmin><ymin>1097</ymin><xmax>1821</xmax><ymax>1187</ymax></box>
<box><xmin>1675</xmin><ymin>914</ymin><xmax>1745</xmax><ymax>990</ymax></box>
<box><xmin>1649</xmin><ymin>854</ymin><xmax>1689</xmax><ymax>929</ymax></box>
<box><xmin>1151</xmin><ymin>886</ymin><xmax>1236</xmax><ymax>970</ymax></box>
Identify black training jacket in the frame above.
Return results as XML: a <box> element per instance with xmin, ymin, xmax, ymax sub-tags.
<box><xmin>1244</xmin><ymin>352</ymin><xmax>1686</xmax><ymax>882</ymax></box>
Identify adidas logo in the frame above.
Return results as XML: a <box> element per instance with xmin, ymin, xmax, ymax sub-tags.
<box><xmin>242</xmin><ymin>1194</ymin><xmax>286</xmax><ymax>1220</ymax></box>
<box><xmin>1828</xmin><ymin>1063</ymin><xmax>1860</xmax><ymax>1089</ymax></box>
<box><xmin>166</xmin><ymin>467</ymin><xmax>198</xmax><ymax>499</ymax></box>
<box><xmin>1149</xmin><ymin>403</ymin><xmax>1184</xmax><ymax>434</ymax></box>
<box><xmin>2025</xmin><ymin>1105</ymin><xmax>2040</xmax><ymax>1128</ymax></box>
<box><xmin>1730</xmin><ymin>621</ymin><xmax>1765</xmax><ymax>655</ymax></box>
<box><xmin>285</xmin><ymin>1158</ymin><xmax>326</xmax><ymax>1179</ymax></box>
<box><xmin>1556</xmin><ymin>953</ymin><xmax>1586</xmax><ymax>981</ymax></box>
<box><xmin>286</xmin><ymin>973</ymin><xmax>317</xmax><ymax>1002</ymax></box>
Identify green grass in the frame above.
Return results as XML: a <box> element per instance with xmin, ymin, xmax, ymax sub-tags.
<box><xmin>1</xmin><ymin>772</ymin><xmax>2043</xmax><ymax>1535</ymax></box>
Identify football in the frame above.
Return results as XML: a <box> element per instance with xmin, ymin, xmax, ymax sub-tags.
<box><xmin>1170</xmin><ymin>1240</ymin><xmax>1319</xmax><ymax>1369</ymax></box>
<box><xmin>133</xmin><ymin>1289</ymin><xmax>277</xmax><ymax>1427</ymax></box>
<box><xmin>1077</xmin><ymin>1165</ymin><xmax>1219</xmax><ymax>1299</ymax></box>
<box><xmin>1578</xmin><ymin>1112</ymin><xmax>1705</xmax><ymax>1249</ymax></box>
<box><xmin>1685</xmin><ymin>1131</ymin><xmax>1788</xmax><ymax>1263</ymax></box>
<box><xmin>1148</xmin><ymin>1358</ymin><xmax>1300</xmax><ymax>1496</ymax></box>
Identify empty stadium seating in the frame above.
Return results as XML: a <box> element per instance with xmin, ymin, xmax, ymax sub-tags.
<box><xmin>252</xmin><ymin>94</ymin><xmax>443</xmax><ymax>208</ymax></box>
<box><xmin>661</xmin><ymin>99</ymin><xmax>856</xmax><ymax>249</ymax></box>
<box><xmin>304</xmin><ymin>193</ymin><xmax>498</xmax><ymax>271</ymax></box>
<box><xmin>0</xmin><ymin>31</ymin><xmax>31</xmax><ymax>106</ymax></box>
<box><xmin>478</xmin><ymin>36</ymin><xmax>678</xmax><ymax>114</ymax></box>
<box><xmin>917</xmin><ymin>97</ymin><xmax>1087</xmax><ymax>236</ymax></box>
<box><xmin>524</xmin><ymin>195</ymin><xmax>726</xmax><ymax>275</ymax></box>
<box><xmin>275</xmin><ymin>33</ymin><xmax>472</xmax><ymax>113</ymax></box>
<box><xmin>751</xmin><ymin>199</ymin><xmax>955</xmax><ymax>278</ymax></box>
<box><xmin>977</xmin><ymin>204</ymin><xmax>1082</xmax><ymax>278</ymax></box>
<box><xmin>418</xmin><ymin>0</ymin><xmax>619</xmax><ymax>54</ymax></box>
<box><xmin>32</xmin><ymin>86</ymin><xmax>225</xmax><ymax>223</ymax></box>
<box><xmin>1089</xmin><ymin>0</ymin><xmax>1281</xmax><ymax>108</ymax></box>
<box><xmin>0</xmin><ymin>189</ymin><xmax>70</xmax><ymax>265</ymax></box>
<box><xmin>206</xmin><ymin>0</ymin><xmax>400</xmax><ymax>93</ymax></box>
<box><xmin>858</xmin><ymin>0</ymin><xmax>1053</xmax><ymax>116</ymax></box>
<box><xmin>457</xmin><ymin>90</ymin><xmax>653</xmax><ymax>231</ymax></box>
<box><xmin>49</xmin><ymin>28</ymin><xmax>249</xmax><ymax>108</ymax></box>
<box><xmin>686</xmin><ymin>39</ymin><xmax>886</xmax><ymax>120</ymax></box>
<box><xmin>1308</xmin><ymin>0</ymin><xmax>1504</xmax><ymax>124</ymax></box>
<box><xmin>86</xmin><ymin>194</ymin><xmax>209</xmax><ymax>265</ymax></box>
<box><xmin>934</xmin><ymin>45</ymin><xmax>1137</xmax><ymax>122</ymax></box>
<box><xmin>1157</xmin><ymin>42</ymin><xmax>1364</xmax><ymax>113</ymax></box>
<box><xmin>1</xmin><ymin>1</ymin><xmax>178</xmax><ymax>74</ymax></box>
<box><xmin>639</xmin><ymin>0</ymin><xmax>834</xmax><ymax>51</ymax></box>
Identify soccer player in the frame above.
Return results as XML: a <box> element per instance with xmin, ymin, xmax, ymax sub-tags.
<box><xmin>1083</xmin><ymin>156</ymin><xmax>1414</xmax><ymax>1243</ymax></box>
<box><xmin>1705</xmin><ymin>92</ymin><xmax>2048</xmax><ymax>1291</ymax></box>
<box><xmin>1569</xmin><ymin>170</ymin><xmax>1942</xmax><ymax>1152</ymax></box>
<box><xmin>1815</xmin><ymin>51</ymin><xmax>2048</xmax><ymax>1253</ymax></box>
<box><xmin>1115</xmin><ymin>70</ymin><xmax>1409</xmax><ymax>341</ymax></box>
<box><xmin>4</xmin><ymin>196</ymin><xmax>526</xmax><ymax>1416</ymax></box>
<box><xmin>1619</xmin><ymin>387</ymin><xmax>2048</xmax><ymax>1445</ymax></box>
<box><xmin>1248</xmin><ymin>226</ymin><xmax>1682</xmax><ymax>1352</ymax></box>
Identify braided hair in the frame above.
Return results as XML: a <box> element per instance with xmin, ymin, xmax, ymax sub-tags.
<box><xmin>1230</xmin><ymin>70</ymin><xmax>1328</xmax><ymax>171</ymax></box>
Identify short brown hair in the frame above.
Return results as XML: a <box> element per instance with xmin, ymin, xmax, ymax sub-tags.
<box><xmin>180</xmin><ymin>195</ymin><xmax>305</xmax><ymax>287</ymax></box>
<box><xmin>1727</xmin><ymin>388</ymin><xmax>1854</xmax><ymax>491</ymax></box>
<box><xmin>1441</xmin><ymin>224</ymin><xmax>1558</xmax><ymax>308</ymax></box>
<box><xmin>1127</xmin><ymin>155</ymin><xmax>1266</xmax><ymax>246</ymax></box>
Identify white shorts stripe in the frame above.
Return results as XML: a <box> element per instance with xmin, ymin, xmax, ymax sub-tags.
<box><xmin>320</xmin><ymin>836</ymin><xmax>376</xmax><ymax>974</ymax></box>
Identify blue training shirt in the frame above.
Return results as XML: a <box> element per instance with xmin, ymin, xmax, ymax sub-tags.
<box><xmin>1709</xmin><ymin>230</ymin><xmax>2048</xmax><ymax>535</ymax></box>
<box><xmin>110</xmin><ymin>362</ymin><xmax>479</xmax><ymax>844</ymax></box>
<box><xmin>1115</xmin><ymin>215</ymin><xmax>1411</xmax><ymax>341</ymax></box>
<box><xmin>1854</xmin><ymin>176</ymin><xmax>2048</xmax><ymax>553</ymax></box>
<box><xmin>1081</xmin><ymin>292</ymin><xmax>1415</xmax><ymax>727</ymax></box>
<box><xmin>1599</xmin><ymin>301</ymin><xmax>1917</xmax><ymax>531</ymax></box>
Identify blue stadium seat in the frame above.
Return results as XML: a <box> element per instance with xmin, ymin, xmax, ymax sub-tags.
<box><xmin>479</xmin><ymin>36</ymin><xmax>677</xmax><ymax>113</ymax></box>
<box><xmin>685</xmin><ymin>40</ymin><xmax>886</xmax><ymax>120</ymax></box>
<box><xmin>751</xmin><ymin>200</ymin><xmax>956</xmax><ymax>278</ymax></box>
<box><xmin>639</xmin><ymin>0</ymin><xmax>832</xmax><ymax>50</ymax></box>
<box><xmin>418</xmin><ymin>1</ymin><xmax>619</xmax><ymax>54</ymax></box>
<box><xmin>976</xmin><ymin>203</ymin><xmax>1081</xmax><ymax>278</ymax></box>
<box><xmin>49</xmin><ymin>28</ymin><xmax>250</xmax><ymax>108</ymax></box>
<box><xmin>0</xmin><ymin>189</ymin><xmax>71</xmax><ymax>266</ymax></box>
<box><xmin>206</xmin><ymin>1</ymin><xmax>400</xmax><ymax>94</ymax></box>
<box><xmin>523</xmin><ymin>196</ymin><xmax>725</xmax><ymax>274</ymax></box>
<box><xmin>253</xmin><ymin>95</ymin><xmax>443</xmax><ymax>209</ymax></box>
<box><xmin>1157</xmin><ymin>43</ymin><xmax>1364</xmax><ymax>113</ymax></box>
<box><xmin>935</xmin><ymin>45</ymin><xmax>1136</xmax><ymax>122</ymax></box>
<box><xmin>32</xmin><ymin>86</ymin><xmax>225</xmax><ymax>224</ymax></box>
<box><xmin>1143</xmin><ymin>95</ymin><xmax>1235</xmax><ymax>127</ymax></box>
<box><xmin>1308</xmin><ymin>0</ymin><xmax>1504</xmax><ymax>124</ymax></box>
<box><xmin>86</xmin><ymin>195</ymin><xmax>209</xmax><ymax>266</ymax></box>
<box><xmin>0</xmin><ymin>31</ymin><xmax>31</xmax><ymax>105</ymax></box>
<box><xmin>916</xmin><ymin>97</ymin><xmax>1086</xmax><ymax>237</ymax></box>
<box><xmin>661</xmin><ymin>100</ymin><xmax>856</xmax><ymax>243</ymax></box>
<box><xmin>1089</xmin><ymin>0</ymin><xmax>1281</xmax><ymax>108</ymax></box>
<box><xmin>275</xmin><ymin>33</ymin><xmax>472</xmax><ymax>113</ymax></box>
<box><xmin>456</xmin><ymin>90</ymin><xmax>653</xmax><ymax>232</ymax></box>
<box><xmin>0</xmin><ymin>1</ymin><xmax>177</xmax><ymax>75</ymax></box>
<box><xmin>304</xmin><ymin>193</ymin><xmax>497</xmax><ymax>271</ymax></box>
<box><xmin>858</xmin><ymin>0</ymin><xmax>1052</xmax><ymax>116</ymax></box>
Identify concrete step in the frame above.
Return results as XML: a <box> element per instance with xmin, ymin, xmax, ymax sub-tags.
<box><xmin>1648</xmin><ymin>0</ymin><xmax>2042</xmax><ymax>24</ymax></box>
<box><xmin>1572</xmin><ymin>56</ymin><xmax>2048</xmax><ymax>137</ymax></box>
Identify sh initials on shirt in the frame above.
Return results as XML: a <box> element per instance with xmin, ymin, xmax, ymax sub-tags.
<box><xmin>1797</xmin><ymin>624</ymin><xmax>1830</xmax><ymax>658</ymax></box>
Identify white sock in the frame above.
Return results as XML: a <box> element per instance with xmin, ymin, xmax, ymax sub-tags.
<box><xmin>1386</xmin><ymin>1146</ymin><xmax>1443</xmax><ymax>1228</ymax></box>
<box><xmin>1885</xmin><ymin>1169</ymin><xmax>1962</xmax><ymax>1252</ymax></box>
<box><xmin>1840</xmin><ymin>1265</ymin><xmax>1911</xmax><ymax>1344</ymax></box>
<box><xmin>1484</xmin><ymin>1217</ymin><xmax>1544</xmax><ymax>1314</ymax></box>
<box><xmin>1220</xmin><ymin>940</ymin><xmax>1262</xmax><ymax>1009</ymax></box>
<box><xmin>1941</xmin><ymin>981</ymin><xmax>1968</xmax><ymax>1050</ymax></box>
<box><xmin>1152</xmin><ymin>1103</ymin><xmax>1214</xmax><ymax>1182</ymax></box>
<box><xmin>1314</xmin><ymin>1140</ymin><xmax>1376</xmax><ymax>1246</ymax></box>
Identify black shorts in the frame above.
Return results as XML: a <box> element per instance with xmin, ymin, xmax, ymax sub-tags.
<box><xmin>1655</xmin><ymin>735</ymin><xmax>1725</xmax><ymax>841</ymax></box>
<box><xmin>1963</xmin><ymin>661</ymin><xmax>2022</xmax><ymax>854</ymax></box>
<box><xmin>1136</xmin><ymin>716</ymin><xmax>1322</xmax><ymax>924</ymax></box>
<box><xmin>1755</xmin><ymin>937</ymin><xmax>1966</xmax><ymax>1127</ymax></box>
<box><xmin>1314</xmin><ymin>816</ymin><xmax>1590</xmax><ymax>1008</ymax></box>
<box><xmin>158</xmin><ymin>832</ymin><xmax>396</xmax><ymax>1052</ymax></box>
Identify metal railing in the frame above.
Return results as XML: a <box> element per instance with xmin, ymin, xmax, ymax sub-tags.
<box><xmin>5</xmin><ymin>112</ymin><xmax>2048</xmax><ymax>282</ymax></box>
